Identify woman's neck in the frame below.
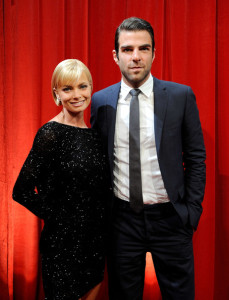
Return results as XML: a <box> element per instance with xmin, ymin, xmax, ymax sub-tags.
<box><xmin>53</xmin><ymin>110</ymin><xmax>88</xmax><ymax>128</ymax></box>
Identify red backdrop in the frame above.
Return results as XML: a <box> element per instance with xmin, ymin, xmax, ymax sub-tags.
<box><xmin>1</xmin><ymin>0</ymin><xmax>229</xmax><ymax>299</ymax></box>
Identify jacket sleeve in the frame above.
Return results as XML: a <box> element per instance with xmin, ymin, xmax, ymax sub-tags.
<box><xmin>182</xmin><ymin>87</ymin><xmax>206</xmax><ymax>229</ymax></box>
<box><xmin>91</xmin><ymin>94</ymin><xmax>98</xmax><ymax>130</ymax></box>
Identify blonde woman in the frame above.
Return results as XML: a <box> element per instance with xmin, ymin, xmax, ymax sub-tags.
<box><xmin>13</xmin><ymin>59</ymin><xmax>110</xmax><ymax>300</ymax></box>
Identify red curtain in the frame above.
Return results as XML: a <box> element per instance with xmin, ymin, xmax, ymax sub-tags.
<box><xmin>1</xmin><ymin>0</ymin><xmax>229</xmax><ymax>299</ymax></box>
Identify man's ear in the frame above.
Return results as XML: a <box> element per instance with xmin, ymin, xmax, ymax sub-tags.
<box><xmin>112</xmin><ymin>50</ymin><xmax>119</xmax><ymax>65</ymax></box>
<box><xmin>153</xmin><ymin>49</ymin><xmax>156</xmax><ymax>61</ymax></box>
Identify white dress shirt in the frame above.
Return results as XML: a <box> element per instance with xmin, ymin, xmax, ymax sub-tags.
<box><xmin>113</xmin><ymin>75</ymin><xmax>170</xmax><ymax>204</ymax></box>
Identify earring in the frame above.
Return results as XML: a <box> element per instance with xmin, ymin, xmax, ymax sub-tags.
<box><xmin>57</xmin><ymin>97</ymin><xmax>62</xmax><ymax>106</ymax></box>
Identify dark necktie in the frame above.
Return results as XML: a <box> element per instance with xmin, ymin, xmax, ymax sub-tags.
<box><xmin>129</xmin><ymin>89</ymin><xmax>143</xmax><ymax>213</ymax></box>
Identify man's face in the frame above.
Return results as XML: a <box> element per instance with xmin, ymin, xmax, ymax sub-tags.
<box><xmin>113</xmin><ymin>30</ymin><xmax>155</xmax><ymax>88</ymax></box>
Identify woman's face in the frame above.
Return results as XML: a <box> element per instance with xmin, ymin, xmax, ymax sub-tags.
<box><xmin>55</xmin><ymin>72</ymin><xmax>91</xmax><ymax>114</ymax></box>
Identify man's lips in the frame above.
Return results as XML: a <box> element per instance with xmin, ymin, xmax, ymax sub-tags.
<box><xmin>130</xmin><ymin>66</ymin><xmax>143</xmax><ymax>70</ymax></box>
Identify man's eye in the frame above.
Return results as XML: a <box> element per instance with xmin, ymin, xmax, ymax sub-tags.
<box><xmin>123</xmin><ymin>48</ymin><xmax>132</xmax><ymax>52</ymax></box>
<box><xmin>141</xmin><ymin>47</ymin><xmax>150</xmax><ymax>51</ymax></box>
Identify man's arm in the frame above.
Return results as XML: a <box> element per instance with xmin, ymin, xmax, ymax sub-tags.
<box><xmin>182</xmin><ymin>87</ymin><xmax>206</xmax><ymax>229</ymax></box>
<box><xmin>91</xmin><ymin>94</ymin><xmax>98</xmax><ymax>129</ymax></box>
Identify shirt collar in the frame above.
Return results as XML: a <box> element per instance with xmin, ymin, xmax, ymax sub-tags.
<box><xmin>120</xmin><ymin>75</ymin><xmax>154</xmax><ymax>100</ymax></box>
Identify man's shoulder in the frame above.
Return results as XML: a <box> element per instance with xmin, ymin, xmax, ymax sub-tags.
<box><xmin>93</xmin><ymin>82</ymin><xmax>121</xmax><ymax>97</ymax></box>
<box><xmin>154</xmin><ymin>77</ymin><xmax>191</xmax><ymax>91</ymax></box>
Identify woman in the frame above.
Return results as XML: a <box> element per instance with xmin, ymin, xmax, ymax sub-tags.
<box><xmin>13</xmin><ymin>59</ymin><xmax>109</xmax><ymax>300</ymax></box>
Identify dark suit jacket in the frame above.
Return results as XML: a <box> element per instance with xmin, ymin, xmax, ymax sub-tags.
<box><xmin>91</xmin><ymin>76</ymin><xmax>206</xmax><ymax>230</ymax></box>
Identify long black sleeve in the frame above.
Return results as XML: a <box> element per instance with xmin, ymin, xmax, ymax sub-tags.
<box><xmin>13</xmin><ymin>124</ymin><xmax>57</xmax><ymax>219</ymax></box>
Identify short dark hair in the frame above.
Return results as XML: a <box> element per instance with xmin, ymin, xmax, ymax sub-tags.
<box><xmin>115</xmin><ymin>17</ymin><xmax>155</xmax><ymax>57</ymax></box>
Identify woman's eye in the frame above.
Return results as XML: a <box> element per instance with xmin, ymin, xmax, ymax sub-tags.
<box><xmin>62</xmin><ymin>87</ymin><xmax>71</xmax><ymax>92</ymax></box>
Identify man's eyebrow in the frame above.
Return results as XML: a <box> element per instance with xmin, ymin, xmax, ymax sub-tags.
<box><xmin>139</xmin><ymin>44</ymin><xmax>152</xmax><ymax>48</ymax></box>
<box><xmin>120</xmin><ymin>45</ymin><xmax>132</xmax><ymax>49</ymax></box>
<box><xmin>120</xmin><ymin>44</ymin><xmax>152</xmax><ymax>49</ymax></box>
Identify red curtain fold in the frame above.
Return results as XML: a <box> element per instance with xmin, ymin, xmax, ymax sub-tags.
<box><xmin>1</xmin><ymin>0</ymin><xmax>228</xmax><ymax>299</ymax></box>
<box><xmin>215</xmin><ymin>1</ymin><xmax>229</xmax><ymax>299</ymax></box>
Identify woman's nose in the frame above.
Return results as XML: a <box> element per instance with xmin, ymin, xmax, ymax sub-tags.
<box><xmin>72</xmin><ymin>89</ymin><xmax>81</xmax><ymax>98</ymax></box>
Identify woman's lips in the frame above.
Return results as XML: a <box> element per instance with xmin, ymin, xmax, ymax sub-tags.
<box><xmin>70</xmin><ymin>100</ymin><xmax>85</xmax><ymax>107</ymax></box>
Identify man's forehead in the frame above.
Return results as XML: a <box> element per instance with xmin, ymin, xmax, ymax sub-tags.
<box><xmin>118</xmin><ymin>30</ymin><xmax>152</xmax><ymax>46</ymax></box>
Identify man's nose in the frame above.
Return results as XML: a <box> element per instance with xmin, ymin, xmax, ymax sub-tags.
<box><xmin>132</xmin><ymin>49</ymin><xmax>141</xmax><ymax>61</ymax></box>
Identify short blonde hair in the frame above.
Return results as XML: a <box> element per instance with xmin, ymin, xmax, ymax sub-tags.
<box><xmin>51</xmin><ymin>59</ymin><xmax>93</xmax><ymax>106</ymax></box>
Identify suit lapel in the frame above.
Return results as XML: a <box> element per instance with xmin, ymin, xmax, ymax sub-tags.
<box><xmin>106</xmin><ymin>82</ymin><xmax>121</xmax><ymax>132</ymax></box>
<box><xmin>106</xmin><ymin>82</ymin><xmax>121</xmax><ymax>172</ymax></box>
<box><xmin>106</xmin><ymin>78</ymin><xmax>168</xmax><ymax>167</ymax></box>
<box><xmin>153</xmin><ymin>77</ymin><xmax>168</xmax><ymax>156</ymax></box>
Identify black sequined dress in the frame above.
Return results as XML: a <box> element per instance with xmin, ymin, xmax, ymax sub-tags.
<box><xmin>13</xmin><ymin>121</ymin><xmax>110</xmax><ymax>300</ymax></box>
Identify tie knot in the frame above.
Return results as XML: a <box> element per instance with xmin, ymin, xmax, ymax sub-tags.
<box><xmin>130</xmin><ymin>89</ymin><xmax>141</xmax><ymax>97</ymax></box>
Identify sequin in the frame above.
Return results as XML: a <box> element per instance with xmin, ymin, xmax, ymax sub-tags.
<box><xmin>13</xmin><ymin>121</ymin><xmax>110</xmax><ymax>299</ymax></box>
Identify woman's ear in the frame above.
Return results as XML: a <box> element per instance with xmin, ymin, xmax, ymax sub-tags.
<box><xmin>53</xmin><ymin>88</ymin><xmax>59</xmax><ymax>99</ymax></box>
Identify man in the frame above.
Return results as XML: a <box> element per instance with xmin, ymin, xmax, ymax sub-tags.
<box><xmin>91</xmin><ymin>17</ymin><xmax>206</xmax><ymax>300</ymax></box>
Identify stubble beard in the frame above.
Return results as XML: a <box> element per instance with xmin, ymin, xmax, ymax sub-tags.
<box><xmin>122</xmin><ymin>68</ymin><xmax>151</xmax><ymax>88</ymax></box>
